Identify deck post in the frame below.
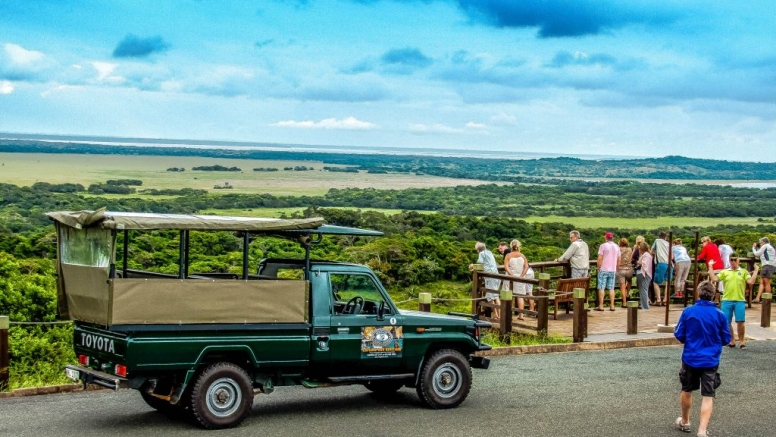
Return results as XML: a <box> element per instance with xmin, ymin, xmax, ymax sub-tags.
<box><xmin>538</xmin><ymin>272</ymin><xmax>550</xmax><ymax>291</ymax></box>
<box><xmin>761</xmin><ymin>293</ymin><xmax>772</xmax><ymax>328</ymax></box>
<box><xmin>536</xmin><ymin>289</ymin><xmax>549</xmax><ymax>335</ymax></box>
<box><xmin>572</xmin><ymin>288</ymin><xmax>587</xmax><ymax>343</ymax></box>
<box><xmin>627</xmin><ymin>301</ymin><xmax>639</xmax><ymax>335</ymax></box>
<box><xmin>0</xmin><ymin>316</ymin><xmax>9</xmax><ymax>391</ymax></box>
<box><xmin>537</xmin><ymin>273</ymin><xmax>550</xmax><ymax>334</ymax></box>
<box><xmin>418</xmin><ymin>292</ymin><xmax>432</xmax><ymax>312</ymax></box>
<box><xmin>471</xmin><ymin>271</ymin><xmax>480</xmax><ymax>317</ymax></box>
<box><xmin>499</xmin><ymin>289</ymin><xmax>513</xmax><ymax>343</ymax></box>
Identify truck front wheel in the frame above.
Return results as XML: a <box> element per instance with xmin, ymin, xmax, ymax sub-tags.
<box><xmin>190</xmin><ymin>363</ymin><xmax>253</xmax><ymax>429</ymax></box>
<box><xmin>416</xmin><ymin>349</ymin><xmax>472</xmax><ymax>409</ymax></box>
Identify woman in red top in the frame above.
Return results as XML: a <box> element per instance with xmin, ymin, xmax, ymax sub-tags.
<box><xmin>697</xmin><ymin>236</ymin><xmax>723</xmax><ymax>271</ymax></box>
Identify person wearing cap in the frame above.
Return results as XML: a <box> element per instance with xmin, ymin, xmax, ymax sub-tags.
<box><xmin>555</xmin><ymin>230</ymin><xmax>590</xmax><ymax>278</ymax></box>
<box><xmin>673</xmin><ymin>280</ymin><xmax>732</xmax><ymax>437</ymax></box>
<box><xmin>651</xmin><ymin>231</ymin><xmax>670</xmax><ymax>305</ymax></box>
<box><xmin>708</xmin><ymin>258</ymin><xmax>759</xmax><ymax>349</ymax></box>
<box><xmin>596</xmin><ymin>232</ymin><xmax>621</xmax><ymax>311</ymax></box>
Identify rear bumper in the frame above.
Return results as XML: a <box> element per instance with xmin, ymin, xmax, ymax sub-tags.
<box><xmin>64</xmin><ymin>365</ymin><xmax>128</xmax><ymax>391</ymax></box>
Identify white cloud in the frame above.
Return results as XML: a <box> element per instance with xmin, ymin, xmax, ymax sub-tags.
<box><xmin>4</xmin><ymin>43</ymin><xmax>44</xmax><ymax>65</ymax></box>
<box><xmin>0</xmin><ymin>80</ymin><xmax>13</xmax><ymax>94</ymax></box>
<box><xmin>409</xmin><ymin>123</ymin><xmax>463</xmax><ymax>134</ymax></box>
<box><xmin>91</xmin><ymin>61</ymin><xmax>119</xmax><ymax>82</ymax></box>
<box><xmin>465</xmin><ymin>121</ymin><xmax>488</xmax><ymax>130</ymax></box>
<box><xmin>40</xmin><ymin>84</ymin><xmax>83</xmax><ymax>97</ymax></box>
<box><xmin>271</xmin><ymin>116</ymin><xmax>377</xmax><ymax>130</ymax></box>
<box><xmin>490</xmin><ymin>113</ymin><xmax>518</xmax><ymax>126</ymax></box>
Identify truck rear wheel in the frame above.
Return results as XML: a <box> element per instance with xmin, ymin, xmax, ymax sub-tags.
<box><xmin>416</xmin><ymin>349</ymin><xmax>472</xmax><ymax>409</ymax></box>
<box><xmin>190</xmin><ymin>363</ymin><xmax>253</xmax><ymax>429</ymax></box>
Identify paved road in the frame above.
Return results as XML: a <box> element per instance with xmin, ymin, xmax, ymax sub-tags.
<box><xmin>1</xmin><ymin>342</ymin><xmax>773</xmax><ymax>437</ymax></box>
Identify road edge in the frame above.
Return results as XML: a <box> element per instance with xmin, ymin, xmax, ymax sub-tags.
<box><xmin>0</xmin><ymin>336</ymin><xmax>755</xmax><ymax>398</ymax></box>
<box><xmin>475</xmin><ymin>336</ymin><xmax>681</xmax><ymax>357</ymax></box>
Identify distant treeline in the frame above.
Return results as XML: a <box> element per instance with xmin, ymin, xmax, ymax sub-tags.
<box><xmin>323</xmin><ymin>166</ymin><xmax>358</xmax><ymax>173</ymax></box>
<box><xmin>27</xmin><ymin>180</ymin><xmax>203</xmax><ymax>197</ymax></box>
<box><xmin>4</xmin><ymin>139</ymin><xmax>776</xmax><ymax>180</ymax></box>
<box><xmin>6</xmin><ymin>178</ymin><xmax>776</xmax><ymax>234</ymax></box>
<box><xmin>192</xmin><ymin>165</ymin><xmax>241</xmax><ymax>172</ymax></box>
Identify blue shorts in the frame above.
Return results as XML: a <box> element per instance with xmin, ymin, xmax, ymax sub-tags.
<box><xmin>721</xmin><ymin>300</ymin><xmax>746</xmax><ymax>324</ymax></box>
<box><xmin>654</xmin><ymin>263</ymin><xmax>669</xmax><ymax>285</ymax></box>
<box><xmin>597</xmin><ymin>270</ymin><xmax>616</xmax><ymax>290</ymax></box>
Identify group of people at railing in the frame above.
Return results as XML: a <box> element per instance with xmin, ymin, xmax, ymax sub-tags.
<box><xmin>469</xmin><ymin>229</ymin><xmax>776</xmax><ymax>319</ymax></box>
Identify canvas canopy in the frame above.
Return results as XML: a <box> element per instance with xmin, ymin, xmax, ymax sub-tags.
<box><xmin>46</xmin><ymin>210</ymin><xmax>326</xmax><ymax>232</ymax></box>
<box><xmin>48</xmin><ymin>209</ymin><xmax>382</xmax><ymax>325</ymax></box>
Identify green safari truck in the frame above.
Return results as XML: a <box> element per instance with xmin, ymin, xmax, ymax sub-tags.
<box><xmin>50</xmin><ymin>210</ymin><xmax>491</xmax><ymax>429</ymax></box>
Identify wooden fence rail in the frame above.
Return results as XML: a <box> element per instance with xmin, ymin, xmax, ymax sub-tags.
<box><xmin>474</xmin><ymin>255</ymin><xmax>770</xmax><ymax>341</ymax></box>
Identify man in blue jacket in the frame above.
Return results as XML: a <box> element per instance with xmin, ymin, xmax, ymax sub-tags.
<box><xmin>673</xmin><ymin>280</ymin><xmax>732</xmax><ymax>437</ymax></box>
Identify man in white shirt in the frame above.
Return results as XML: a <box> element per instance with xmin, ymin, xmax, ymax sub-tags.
<box><xmin>555</xmin><ymin>230</ymin><xmax>590</xmax><ymax>278</ymax></box>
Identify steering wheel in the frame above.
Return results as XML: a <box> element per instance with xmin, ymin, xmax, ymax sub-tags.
<box><xmin>344</xmin><ymin>296</ymin><xmax>365</xmax><ymax>315</ymax></box>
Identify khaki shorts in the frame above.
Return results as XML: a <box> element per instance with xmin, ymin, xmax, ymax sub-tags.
<box><xmin>616</xmin><ymin>267</ymin><xmax>634</xmax><ymax>285</ymax></box>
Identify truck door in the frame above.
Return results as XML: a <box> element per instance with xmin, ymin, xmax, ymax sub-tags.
<box><xmin>326</xmin><ymin>272</ymin><xmax>404</xmax><ymax>375</ymax></box>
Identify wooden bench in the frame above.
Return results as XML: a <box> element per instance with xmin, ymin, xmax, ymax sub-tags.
<box><xmin>551</xmin><ymin>277</ymin><xmax>590</xmax><ymax>320</ymax></box>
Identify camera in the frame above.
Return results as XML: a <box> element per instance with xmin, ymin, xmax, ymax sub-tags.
<box><xmin>755</xmin><ymin>242</ymin><xmax>761</xmax><ymax>249</ymax></box>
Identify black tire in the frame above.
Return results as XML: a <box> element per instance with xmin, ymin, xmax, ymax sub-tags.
<box><xmin>364</xmin><ymin>380</ymin><xmax>404</xmax><ymax>395</ymax></box>
<box><xmin>416</xmin><ymin>349</ymin><xmax>472</xmax><ymax>409</ymax></box>
<box><xmin>189</xmin><ymin>362</ymin><xmax>254</xmax><ymax>430</ymax></box>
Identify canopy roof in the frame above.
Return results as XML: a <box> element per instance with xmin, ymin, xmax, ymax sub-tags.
<box><xmin>45</xmin><ymin>210</ymin><xmax>352</xmax><ymax>233</ymax></box>
<box><xmin>47</xmin><ymin>210</ymin><xmax>325</xmax><ymax>231</ymax></box>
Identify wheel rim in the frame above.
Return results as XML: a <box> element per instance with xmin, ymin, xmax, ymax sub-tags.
<box><xmin>432</xmin><ymin>363</ymin><xmax>462</xmax><ymax>399</ymax></box>
<box><xmin>205</xmin><ymin>377</ymin><xmax>242</xmax><ymax>417</ymax></box>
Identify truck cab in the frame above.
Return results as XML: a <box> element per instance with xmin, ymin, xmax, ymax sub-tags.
<box><xmin>49</xmin><ymin>210</ymin><xmax>491</xmax><ymax>429</ymax></box>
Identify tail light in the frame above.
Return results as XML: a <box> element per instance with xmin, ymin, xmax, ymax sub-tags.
<box><xmin>78</xmin><ymin>354</ymin><xmax>90</xmax><ymax>366</ymax></box>
<box><xmin>114</xmin><ymin>364</ymin><xmax>127</xmax><ymax>377</ymax></box>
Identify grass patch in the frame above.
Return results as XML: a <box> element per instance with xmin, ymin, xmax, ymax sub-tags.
<box><xmin>481</xmin><ymin>331</ymin><xmax>571</xmax><ymax>347</ymax></box>
<box><xmin>0</xmin><ymin>152</ymin><xmax>490</xmax><ymax>197</ymax></box>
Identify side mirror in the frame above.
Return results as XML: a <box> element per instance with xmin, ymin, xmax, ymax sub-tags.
<box><xmin>376</xmin><ymin>301</ymin><xmax>386</xmax><ymax>321</ymax></box>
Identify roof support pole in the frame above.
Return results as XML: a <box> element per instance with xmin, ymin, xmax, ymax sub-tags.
<box><xmin>243</xmin><ymin>232</ymin><xmax>250</xmax><ymax>280</ymax></box>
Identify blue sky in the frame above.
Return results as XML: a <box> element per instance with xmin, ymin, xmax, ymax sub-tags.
<box><xmin>1</xmin><ymin>0</ymin><xmax>775</xmax><ymax>161</ymax></box>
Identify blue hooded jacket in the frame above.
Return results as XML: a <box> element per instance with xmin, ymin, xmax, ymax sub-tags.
<box><xmin>674</xmin><ymin>300</ymin><xmax>733</xmax><ymax>368</ymax></box>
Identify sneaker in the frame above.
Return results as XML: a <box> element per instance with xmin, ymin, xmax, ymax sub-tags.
<box><xmin>675</xmin><ymin>417</ymin><xmax>691</xmax><ymax>433</ymax></box>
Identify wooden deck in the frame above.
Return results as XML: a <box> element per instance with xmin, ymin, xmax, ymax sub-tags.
<box><xmin>501</xmin><ymin>302</ymin><xmax>770</xmax><ymax>337</ymax></box>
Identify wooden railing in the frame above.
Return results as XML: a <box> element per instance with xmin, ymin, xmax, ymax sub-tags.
<box><xmin>469</xmin><ymin>255</ymin><xmax>767</xmax><ymax>341</ymax></box>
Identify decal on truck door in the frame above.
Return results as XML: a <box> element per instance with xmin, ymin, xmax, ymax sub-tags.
<box><xmin>361</xmin><ymin>326</ymin><xmax>403</xmax><ymax>358</ymax></box>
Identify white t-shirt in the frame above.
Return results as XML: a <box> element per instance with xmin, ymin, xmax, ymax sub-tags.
<box><xmin>718</xmin><ymin>244</ymin><xmax>734</xmax><ymax>269</ymax></box>
<box><xmin>651</xmin><ymin>238</ymin><xmax>669</xmax><ymax>263</ymax></box>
